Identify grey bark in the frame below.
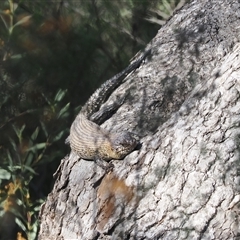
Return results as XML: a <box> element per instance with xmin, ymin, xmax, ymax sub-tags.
<box><xmin>38</xmin><ymin>0</ymin><xmax>240</xmax><ymax>239</ymax></box>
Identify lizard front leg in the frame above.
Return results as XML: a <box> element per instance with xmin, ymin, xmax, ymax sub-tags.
<box><xmin>94</xmin><ymin>158</ymin><xmax>114</xmax><ymax>172</ymax></box>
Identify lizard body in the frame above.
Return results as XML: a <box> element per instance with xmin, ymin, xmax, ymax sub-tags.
<box><xmin>67</xmin><ymin>49</ymin><xmax>150</xmax><ymax>163</ymax></box>
<box><xmin>68</xmin><ymin>113</ymin><xmax>138</xmax><ymax>161</ymax></box>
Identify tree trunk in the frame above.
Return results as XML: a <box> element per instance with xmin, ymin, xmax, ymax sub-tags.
<box><xmin>38</xmin><ymin>0</ymin><xmax>240</xmax><ymax>239</ymax></box>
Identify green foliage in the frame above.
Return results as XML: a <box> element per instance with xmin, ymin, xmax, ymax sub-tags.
<box><xmin>0</xmin><ymin>89</ymin><xmax>69</xmax><ymax>239</ymax></box>
<box><xmin>0</xmin><ymin>0</ymin><xmax>186</xmax><ymax>239</ymax></box>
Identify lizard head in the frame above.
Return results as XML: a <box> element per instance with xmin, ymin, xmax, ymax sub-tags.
<box><xmin>110</xmin><ymin>131</ymin><xmax>139</xmax><ymax>159</ymax></box>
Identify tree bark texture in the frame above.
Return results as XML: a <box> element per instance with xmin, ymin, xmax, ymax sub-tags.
<box><xmin>39</xmin><ymin>0</ymin><xmax>240</xmax><ymax>239</ymax></box>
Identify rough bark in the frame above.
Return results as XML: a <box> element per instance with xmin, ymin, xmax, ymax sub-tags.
<box><xmin>39</xmin><ymin>0</ymin><xmax>240</xmax><ymax>239</ymax></box>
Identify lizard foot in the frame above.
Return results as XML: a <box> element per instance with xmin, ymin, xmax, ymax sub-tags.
<box><xmin>95</xmin><ymin>159</ymin><xmax>114</xmax><ymax>172</ymax></box>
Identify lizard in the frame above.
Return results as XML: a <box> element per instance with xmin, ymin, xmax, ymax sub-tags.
<box><xmin>65</xmin><ymin>48</ymin><xmax>151</xmax><ymax>168</ymax></box>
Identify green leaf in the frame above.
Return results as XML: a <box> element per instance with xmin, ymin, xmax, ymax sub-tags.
<box><xmin>27</xmin><ymin>222</ymin><xmax>39</xmax><ymax>240</ymax></box>
<box><xmin>12</xmin><ymin>2</ymin><xmax>18</xmax><ymax>13</ymax></box>
<box><xmin>27</xmin><ymin>143</ymin><xmax>47</xmax><ymax>152</ymax></box>
<box><xmin>12</xmin><ymin>124</ymin><xmax>25</xmax><ymax>141</ymax></box>
<box><xmin>52</xmin><ymin>130</ymin><xmax>65</xmax><ymax>142</ymax></box>
<box><xmin>57</xmin><ymin>102</ymin><xmax>70</xmax><ymax>119</ymax></box>
<box><xmin>11</xmin><ymin>206</ymin><xmax>25</xmax><ymax>220</ymax></box>
<box><xmin>54</xmin><ymin>89</ymin><xmax>67</xmax><ymax>102</ymax></box>
<box><xmin>0</xmin><ymin>210</ymin><xmax>5</xmax><ymax>218</ymax></box>
<box><xmin>0</xmin><ymin>11</ymin><xmax>12</xmax><ymax>30</ymax></box>
<box><xmin>15</xmin><ymin>217</ymin><xmax>27</xmax><ymax>232</ymax></box>
<box><xmin>7</xmin><ymin>149</ymin><xmax>13</xmax><ymax>168</ymax></box>
<box><xmin>16</xmin><ymin>198</ymin><xmax>24</xmax><ymax>207</ymax></box>
<box><xmin>10</xmin><ymin>54</ymin><xmax>23</xmax><ymax>59</ymax></box>
<box><xmin>9</xmin><ymin>137</ymin><xmax>17</xmax><ymax>152</ymax></box>
<box><xmin>0</xmin><ymin>95</ymin><xmax>10</xmax><ymax>107</ymax></box>
<box><xmin>23</xmin><ymin>165</ymin><xmax>37</xmax><ymax>175</ymax></box>
<box><xmin>14</xmin><ymin>15</ymin><xmax>32</xmax><ymax>27</ymax></box>
<box><xmin>40</xmin><ymin>121</ymin><xmax>48</xmax><ymax>138</ymax></box>
<box><xmin>9</xmin><ymin>15</ymin><xmax>32</xmax><ymax>34</ymax></box>
<box><xmin>31</xmin><ymin>127</ymin><xmax>39</xmax><ymax>141</ymax></box>
<box><xmin>10</xmin><ymin>165</ymin><xmax>22</xmax><ymax>171</ymax></box>
<box><xmin>32</xmin><ymin>200</ymin><xmax>44</xmax><ymax>211</ymax></box>
<box><xmin>25</xmin><ymin>152</ymin><xmax>34</xmax><ymax>166</ymax></box>
<box><xmin>0</xmin><ymin>169</ymin><xmax>11</xmax><ymax>180</ymax></box>
<box><xmin>41</xmin><ymin>92</ymin><xmax>52</xmax><ymax>106</ymax></box>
